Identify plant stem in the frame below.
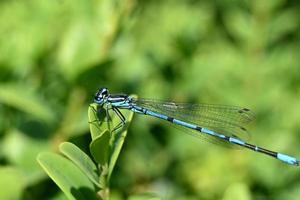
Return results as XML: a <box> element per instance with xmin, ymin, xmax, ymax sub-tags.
<box><xmin>98</xmin><ymin>164</ymin><xmax>110</xmax><ymax>200</ymax></box>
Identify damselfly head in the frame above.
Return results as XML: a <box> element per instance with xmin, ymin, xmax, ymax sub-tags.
<box><xmin>94</xmin><ymin>87</ymin><xmax>109</xmax><ymax>105</ymax></box>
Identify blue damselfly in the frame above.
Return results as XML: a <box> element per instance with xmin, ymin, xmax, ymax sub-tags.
<box><xmin>93</xmin><ymin>88</ymin><xmax>299</xmax><ymax>166</ymax></box>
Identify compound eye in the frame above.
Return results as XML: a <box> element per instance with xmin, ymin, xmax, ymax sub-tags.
<box><xmin>100</xmin><ymin>88</ymin><xmax>109</xmax><ymax>97</ymax></box>
<box><xmin>94</xmin><ymin>88</ymin><xmax>109</xmax><ymax>104</ymax></box>
<box><xmin>102</xmin><ymin>91</ymin><xmax>107</xmax><ymax>96</ymax></box>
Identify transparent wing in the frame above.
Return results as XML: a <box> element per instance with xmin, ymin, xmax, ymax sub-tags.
<box><xmin>132</xmin><ymin>98</ymin><xmax>255</xmax><ymax>142</ymax></box>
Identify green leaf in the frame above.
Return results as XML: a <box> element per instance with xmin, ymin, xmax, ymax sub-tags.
<box><xmin>59</xmin><ymin>142</ymin><xmax>100</xmax><ymax>188</ymax></box>
<box><xmin>37</xmin><ymin>152</ymin><xmax>97</xmax><ymax>200</ymax></box>
<box><xmin>90</xmin><ymin>130</ymin><xmax>111</xmax><ymax>165</ymax></box>
<box><xmin>0</xmin><ymin>83</ymin><xmax>55</xmax><ymax>122</ymax></box>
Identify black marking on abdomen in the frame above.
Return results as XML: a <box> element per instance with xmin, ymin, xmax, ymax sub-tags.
<box><xmin>142</xmin><ymin>108</ymin><xmax>147</xmax><ymax>114</ymax></box>
<box><xmin>257</xmin><ymin>147</ymin><xmax>277</xmax><ymax>158</ymax></box>
<box><xmin>244</xmin><ymin>143</ymin><xmax>277</xmax><ymax>158</ymax></box>
<box><xmin>195</xmin><ymin>126</ymin><xmax>202</xmax><ymax>131</ymax></box>
<box><xmin>244</xmin><ymin>143</ymin><xmax>256</xmax><ymax>150</ymax></box>
<box><xmin>167</xmin><ymin>117</ymin><xmax>174</xmax><ymax>122</ymax></box>
<box><xmin>223</xmin><ymin>135</ymin><xmax>230</xmax><ymax>141</ymax></box>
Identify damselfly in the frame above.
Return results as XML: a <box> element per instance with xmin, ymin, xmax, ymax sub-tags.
<box><xmin>93</xmin><ymin>87</ymin><xmax>299</xmax><ymax>166</ymax></box>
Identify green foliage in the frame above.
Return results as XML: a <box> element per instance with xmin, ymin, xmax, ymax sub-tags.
<box><xmin>38</xmin><ymin>103</ymin><xmax>135</xmax><ymax>200</ymax></box>
<box><xmin>59</xmin><ymin>142</ymin><xmax>100</xmax><ymax>187</ymax></box>
<box><xmin>38</xmin><ymin>152</ymin><xmax>98</xmax><ymax>200</ymax></box>
<box><xmin>1</xmin><ymin>0</ymin><xmax>300</xmax><ymax>199</ymax></box>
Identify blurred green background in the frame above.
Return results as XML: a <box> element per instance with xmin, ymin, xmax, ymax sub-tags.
<box><xmin>0</xmin><ymin>0</ymin><xmax>300</xmax><ymax>199</ymax></box>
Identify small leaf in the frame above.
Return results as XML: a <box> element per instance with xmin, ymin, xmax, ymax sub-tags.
<box><xmin>90</xmin><ymin>130</ymin><xmax>111</xmax><ymax>165</ymax></box>
<box><xmin>59</xmin><ymin>142</ymin><xmax>100</xmax><ymax>188</ymax></box>
<box><xmin>37</xmin><ymin>152</ymin><xmax>97</xmax><ymax>200</ymax></box>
